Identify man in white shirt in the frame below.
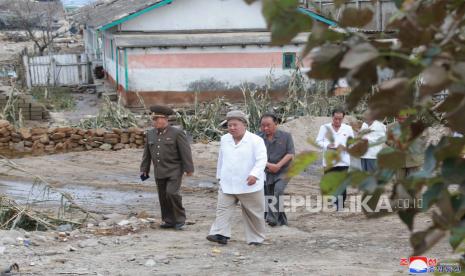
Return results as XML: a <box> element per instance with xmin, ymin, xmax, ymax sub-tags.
<box><xmin>316</xmin><ymin>108</ymin><xmax>354</xmax><ymax>209</ymax></box>
<box><xmin>360</xmin><ymin>110</ymin><xmax>387</xmax><ymax>172</ymax></box>
<box><xmin>207</xmin><ymin>110</ymin><xmax>267</xmax><ymax>245</ymax></box>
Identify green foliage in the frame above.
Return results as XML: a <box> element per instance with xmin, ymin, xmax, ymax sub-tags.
<box><xmin>247</xmin><ymin>0</ymin><xmax>465</xmax><ymax>256</ymax></box>
<box><xmin>31</xmin><ymin>87</ymin><xmax>76</xmax><ymax>111</ymax></box>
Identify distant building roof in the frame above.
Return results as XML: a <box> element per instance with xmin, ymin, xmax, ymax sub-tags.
<box><xmin>72</xmin><ymin>0</ymin><xmax>171</xmax><ymax>30</ymax></box>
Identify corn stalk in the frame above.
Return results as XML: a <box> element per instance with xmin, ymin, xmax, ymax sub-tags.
<box><xmin>77</xmin><ymin>95</ymin><xmax>139</xmax><ymax>129</ymax></box>
<box><xmin>0</xmin><ymin>156</ymin><xmax>94</xmax><ymax>230</ymax></box>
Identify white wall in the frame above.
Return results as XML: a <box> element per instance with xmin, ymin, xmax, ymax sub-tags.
<box><xmin>128</xmin><ymin>68</ymin><xmax>293</xmax><ymax>91</ymax></box>
<box><xmin>104</xmin><ymin>56</ymin><xmax>126</xmax><ymax>89</ymax></box>
<box><xmin>121</xmin><ymin>0</ymin><xmax>267</xmax><ymax>32</ymax></box>
<box><xmin>125</xmin><ymin>45</ymin><xmax>304</xmax><ymax>92</ymax></box>
<box><xmin>84</xmin><ymin>28</ymin><xmax>103</xmax><ymax>62</ymax></box>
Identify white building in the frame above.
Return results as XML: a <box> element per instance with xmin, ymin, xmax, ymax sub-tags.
<box><xmin>76</xmin><ymin>0</ymin><xmax>395</xmax><ymax>106</ymax></box>
<box><xmin>75</xmin><ymin>0</ymin><xmax>326</xmax><ymax>106</ymax></box>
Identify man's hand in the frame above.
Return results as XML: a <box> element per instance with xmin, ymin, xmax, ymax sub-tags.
<box><xmin>327</xmin><ymin>144</ymin><xmax>336</xmax><ymax>150</ymax></box>
<box><xmin>141</xmin><ymin>172</ymin><xmax>148</xmax><ymax>177</ymax></box>
<box><xmin>185</xmin><ymin>172</ymin><xmax>193</xmax><ymax>177</ymax></box>
<box><xmin>266</xmin><ymin>163</ymin><xmax>281</xmax><ymax>174</ymax></box>
<box><xmin>247</xmin><ymin>175</ymin><xmax>257</xmax><ymax>186</ymax></box>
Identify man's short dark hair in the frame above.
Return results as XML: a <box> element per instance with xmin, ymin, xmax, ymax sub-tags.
<box><xmin>332</xmin><ymin>107</ymin><xmax>346</xmax><ymax>117</ymax></box>
<box><xmin>260</xmin><ymin>113</ymin><xmax>280</xmax><ymax>124</ymax></box>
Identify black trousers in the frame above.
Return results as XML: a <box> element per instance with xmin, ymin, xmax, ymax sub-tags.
<box><xmin>264</xmin><ymin>174</ymin><xmax>288</xmax><ymax>226</ymax></box>
<box><xmin>324</xmin><ymin>166</ymin><xmax>349</xmax><ymax>210</ymax></box>
<box><xmin>155</xmin><ymin>176</ymin><xmax>186</xmax><ymax>224</ymax></box>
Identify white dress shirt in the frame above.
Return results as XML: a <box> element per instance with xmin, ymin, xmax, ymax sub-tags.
<box><xmin>216</xmin><ymin>131</ymin><xmax>267</xmax><ymax>194</ymax></box>
<box><xmin>360</xmin><ymin>120</ymin><xmax>387</xmax><ymax>159</ymax></box>
<box><xmin>316</xmin><ymin>123</ymin><xmax>354</xmax><ymax>168</ymax></box>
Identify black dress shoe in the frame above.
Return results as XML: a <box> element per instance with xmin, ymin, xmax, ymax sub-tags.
<box><xmin>174</xmin><ymin>223</ymin><xmax>185</xmax><ymax>230</ymax></box>
<box><xmin>160</xmin><ymin>222</ymin><xmax>175</xmax><ymax>229</ymax></box>
<box><xmin>267</xmin><ymin>221</ymin><xmax>277</xmax><ymax>227</ymax></box>
<box><xmin>206</xmin><ymin>234</ymin><xmax>228</xmax><ymax>245</ymax></box>
<box><xmin>248</xmin><ymin>242</ymin><xmax>262</xmax><ymax>246</ymax></box>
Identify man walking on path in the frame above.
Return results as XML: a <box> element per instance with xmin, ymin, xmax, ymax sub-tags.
<box><xmin>207</xmin><ymin>110</ymin><xmax>267</xmax><ymax>245</ymax></box>
<box><xmin>140</xmin><ymin>105</ymin><xmax>194</xmax><ymax>230</ymax></box>
<box><xmin>258</xmin><ymin>113</ymin><xmax>295</xmax><ymax>226</ymax></box>
<box><xmin>316</xmin><ymin>108</ymin><xmax>354</xmax><ymax>210</ymax></box>
<box><xmin>360</xmin><ymin>110</ymin><xmax>386</xmax><ymax>172</ymax></box>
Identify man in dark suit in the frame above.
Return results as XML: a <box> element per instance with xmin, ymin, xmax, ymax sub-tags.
<box><xmin>140</xmin><ymin>105</ymin><xmax>194</xmax><ymax>230</ymax></box>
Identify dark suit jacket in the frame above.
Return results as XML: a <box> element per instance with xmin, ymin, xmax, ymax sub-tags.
<box><xmin>140</xmin><ymin>126</ymin><xmax>194</xmax><ymax>179</ymax></box>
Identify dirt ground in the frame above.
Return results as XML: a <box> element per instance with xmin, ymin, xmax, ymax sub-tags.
<box><xmin>0</xmin><ymin>137</ymin><xmax>458</xmax><ymax>275</ymax></box>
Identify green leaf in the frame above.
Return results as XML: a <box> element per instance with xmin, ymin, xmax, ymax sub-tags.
<box><xmin>369</xmin><ymin>78</ymin><xmax>413</xmax><ymax>120</ymax></box>
<box><xmin>423</xmin><ymin>144</ymin><xmax>437</xmax><ymax>174</ymax></box>
<box><xmin>416</xmin><ymin>0</ymin><xmax>447</xmax><ymax>28</ymax></box>
<box><xmin>376</xmin><ymin>169</ymin><xmax>396</xmax><ymax>185</ymax></box>
<box><xmin>363</xmin><ymin>188</ymin><xmax>392</xmax><ymax>218</ymax></box>
<box><xmin>377</xmin><ymin>147</ymin><xmax>406</xmax><ymax>170</ymax></box>
<box><xmin>435</xmin><ymin>190</ymin><xmax>457</xmax><ymax>228</ymax></box>
<box><xmin>389</xmin><ymin>16</ymin><xmax>434</xmax><ymax>48</ymax></box>
<box><xmin>286</xmin><ymin>151</ymin><xmax>318</xmax><ymax>178</ymax></box>
<box><xmin>340</xmin><ymin>43</ymin><xmax>379</xmax><ymax>70</ymax></box>
<box><xmin>307</xmin><ymin>44</ymin><xmax>347</xmax><ymax>79</ymax></box>
<box><xmin>359</xmin><ymin>175</ymin><xmax>377</xmax><ymax>194</ymax></box>
<box><xmin>347</xmin><ymin>170</ymin><xmax>371</xmax><ymax>189</ymax></box>
<box><xmin>399</xmin><ymin>208</ymin><xmax>418</xmax><ymax>231</ymax></box>
<box><xmin>320</xmin><ymin>171</ymin><xmax>348</xmax><ymax>196</ymax></box>
<box><xmin>340</xmin><ymin>8</ymin><xmax>374</xmax><ymax>28</ymax></box>
<box><xmin>434</xmin><ymin>137</ymin><xmax>465</xmax><ymax>161</ymax></box>
<box><xmin>346</xmin><ymin>63</ymin><xmax>378</xmax><ymax>110</ymax></box>
<box><xmin>262</xmin><ymin>0</ymin><xmax>313</xmax><ymax>45</ymax></box>
<box><xmin>445</xmin><ymin>104</ymin><xmax>465</xmax><ymax>134</ymax></box>
<box><xmin>393</xmin><ymin>0</ymin><xmax>404</xmax><ymax>9</ymax></box>
<box><xmin>422</xmin><ymin>182</ymin><xmax>444</xmax><ymax>211</ymax></box>
<box><xmin>435</xmin><ymin>93</ymin><xmax>465</xmax><ymax>113</ymax></box>
<box><xmin>303</xmin><ymin>23</ymin><xmax>345</xmax><ymax>57</ymax></box>
<box><xmin>442</xmin><ymin>158</ymin><xmax>465</xmax><ymax>184</ymax></box>
<box><xmin>419</xmin><ymin>65</ymin><xmax>451</xmax><ymax>97</ymax></box>
<box><xmin>411</xmin><ymin>227</ymin><xmax>446</xmax><ymax>256</ymax></box>
<box><xmin>450</xmin><ymin>222</ymin><xmax>465</xmax><ymax>250</ymax></box>
<box><xmin>347</xmin><ymin>138</ymin><xmax>369</xmax><ymax>158</ymax></box>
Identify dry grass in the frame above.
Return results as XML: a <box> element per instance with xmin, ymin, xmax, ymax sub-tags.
<box><xmin>0</xmin><ymin>156</ymin><xmax>94</xmax><ymax>231</ymax></box>
<box><xmin>76</xmin><ymin>96</ymin><xmax>142</xmax><ymax>129</ymax></box>
<box><xmin>177</xmin><ymin>69</ymin><xmax>351</xmax><ymax>141</ymax></box>
<box><xmin>0</xmin><ymin>85</ymin><xmax>24</xmax><ymax>128</ymax></box>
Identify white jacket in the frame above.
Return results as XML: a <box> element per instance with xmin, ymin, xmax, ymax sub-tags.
<box><xmin>316</xmin><ymin>123</ymin><xmax>354</xmax><ymax>168</ymax></box>
<box><xmin>216</xmin><ymin>131</ymin><xmax>267</xmax><ymax>194</ymax></box>
<box><xmin>360</xmin><ymin>120</ymin><xmax>386</xmax><ymax>159</ymax></box>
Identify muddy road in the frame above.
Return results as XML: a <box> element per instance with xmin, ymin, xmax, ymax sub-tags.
<box><xmin>0</xmin><ymin>147</ymin><xmax>458</xmax><ymax>275</ymax></box>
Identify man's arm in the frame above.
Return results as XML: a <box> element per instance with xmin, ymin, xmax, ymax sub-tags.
<box><xmin>249</xmin><ymin>138</ymin><xmax>268</xmax><ymax>184</ymax></box>
<box><xmin>216</xmin><ymin>138</ymin><xmax>223</xmax><ymax>180</ymax></box>
<box><xmin>176</xmin><ymin>131</ymin><xmax>194</xmax><ymax>174</ymax></box>
<box><xmin>270</xmin><ymin>133</ymin><xmax>295</xmax><ymax>172</ymax></box>
<box><xmin>140</xmin><ymin>131</ymin><xmax>152</xmax><ymax>175</ymax></box>
<box><xmin>316</xmin><ymin>125</ymin><xmax>330</xmax><ymax>149</ymax></box>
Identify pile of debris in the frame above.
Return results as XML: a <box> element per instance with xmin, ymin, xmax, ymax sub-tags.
<box><xmin>0</xmin><ymin>157</ymin><xmax>94</xmax><ymax>232</ymax></box>
<box><xmin>0</xmin><ymin>120</ymin><xmax>146</xmax><ymax>156</ymax></box>
<box><xmin>0</xmin><ymin>85</ymin><xmax>49</xmax><ymax>121</ymax></box>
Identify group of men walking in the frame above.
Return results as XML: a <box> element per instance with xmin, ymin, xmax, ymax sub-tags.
<box><xmin>140</xmin><ymin>106</ymin><xmax>296</xmax><ymax>245</ymax></box>
<box><xmin>140</xmin><ymin>104</ymin><xmax>416</xmax><ymax>245</ymax></box>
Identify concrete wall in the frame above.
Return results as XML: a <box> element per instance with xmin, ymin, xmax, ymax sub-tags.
<box><xmin>84</xmin><ymin>28</ymin><xmax>103</xmax><ymax>65</ymax></box>
<box><xmin>125</xmin><ymin>46</ymin><xmax>302</xmax><ymax>92</ymax></box>
<box><xmin>109</xmin><ymin>45</ymin><xmax>307</xmax><ymax>106</ymax></box>
<box><xmin>121</xmin><ymin>0</ymin><xmax>267</xmax><ymax>32</ymax></box>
